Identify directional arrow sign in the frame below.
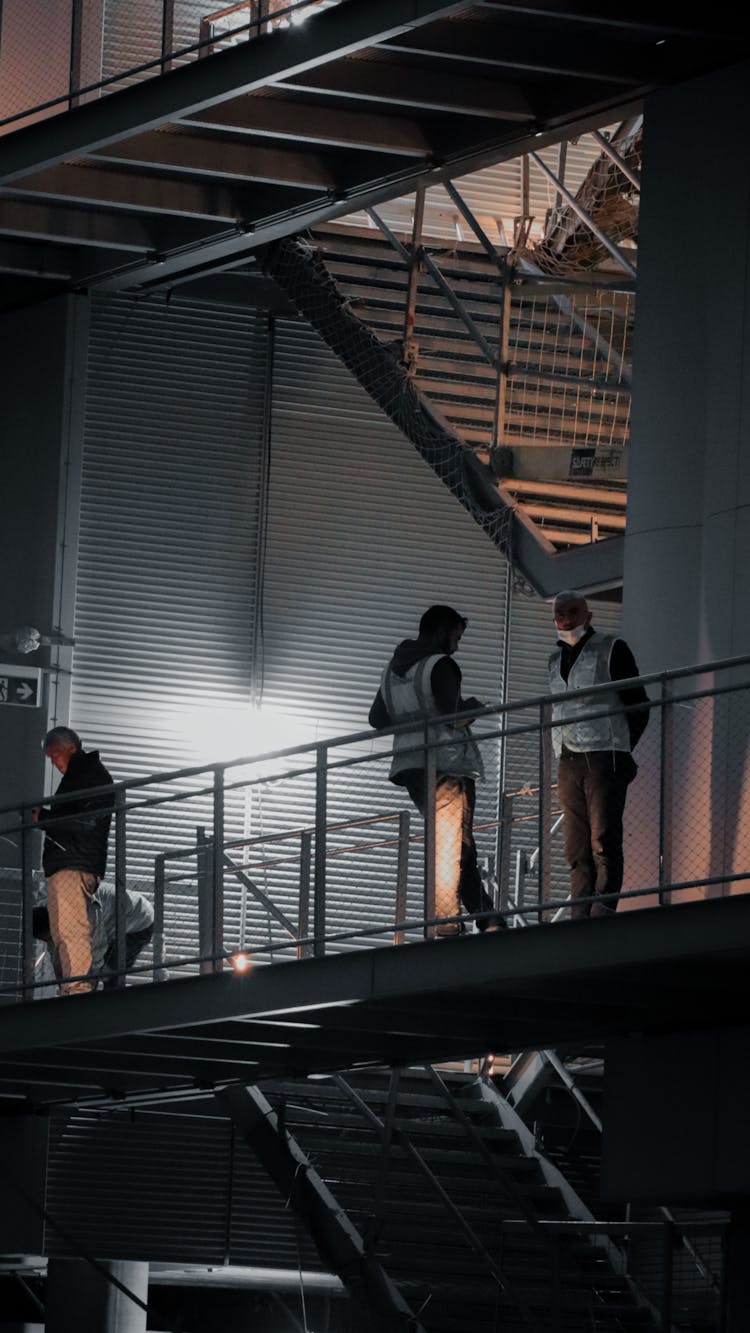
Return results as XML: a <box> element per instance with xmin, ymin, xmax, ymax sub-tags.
<box><xmin>0</xmin><ymin>664</ymin><xmax>41</xmax><ymax>708</ymax></box>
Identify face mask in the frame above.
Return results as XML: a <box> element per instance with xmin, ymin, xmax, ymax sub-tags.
<box><xmin>557</xmin><ymin>624</ymin><xmax>587</xmax><ymax>645</ymax></box>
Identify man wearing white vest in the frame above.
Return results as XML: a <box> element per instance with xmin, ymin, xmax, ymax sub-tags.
<box><xmin>549</xmin><ymin>591</ymin><xmax>650</xmax><ymax>918</ymax></box>
<box><xmin>369</xmin><ymin>604</ymin><xmax>503</xmax><ymax>935</ymax></box>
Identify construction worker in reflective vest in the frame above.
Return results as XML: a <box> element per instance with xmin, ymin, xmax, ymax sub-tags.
<box><xmin>549</xmin><ymin>591</ymin><xmax>649</xmax><ymax>918</ymax></box>
<box><xmin>369</xmin><ymin>604</ymin><xmax>504</xmax><ymax>935</ymax></box>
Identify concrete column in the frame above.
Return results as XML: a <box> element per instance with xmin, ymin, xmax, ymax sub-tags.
<box><xmin>620</xmin><ymin>60</ymin><xmax>750</xmax><ymax>903</ymax></box>
<box><xmin>45</xmin><ymin>1258</ymin><xmax>148</xmax><ymax>1333</ymax></box>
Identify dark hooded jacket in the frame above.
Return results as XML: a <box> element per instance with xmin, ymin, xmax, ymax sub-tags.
<box><xmin>37</xmin><ymin>748</ymin><xmax>114</xmax><ymax>878</ymax></box>
<box><xmin>369</xmin><ymin>636</ymin><xmax>481</xmax><ymax>782</ymax></box>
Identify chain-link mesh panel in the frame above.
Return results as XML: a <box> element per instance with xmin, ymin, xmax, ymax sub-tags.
<box><xmin>0</xmin><ymin>0</ymin><xmax>340</xmax><ymax>132</ymax></box>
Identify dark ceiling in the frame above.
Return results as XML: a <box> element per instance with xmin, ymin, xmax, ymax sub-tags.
<box><xmin>1</xmin><ymin>1</ymin><xmax>749</xmax><ymax>307</ymax></box>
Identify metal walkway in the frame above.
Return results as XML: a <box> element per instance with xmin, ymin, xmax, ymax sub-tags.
<box><xmin>1</xmin><ymin>892</ymin><xmax>749</xmax><ymax>1109</ymax></box>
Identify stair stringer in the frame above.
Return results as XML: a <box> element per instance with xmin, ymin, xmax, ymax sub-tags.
<box><xmin>476</xmin><ymin>1076</ymin><xmax>672</xmax><ymax>1331</ymax></box>
<box><xmin>218</xmin><ymin>1082</ymin><xmax>426</xmax><ymax>1333</ymax></box>
<box><xmin>265</xmin><ymin>234</ymin><xmax>624</xmax><ymax>597</ymax></box>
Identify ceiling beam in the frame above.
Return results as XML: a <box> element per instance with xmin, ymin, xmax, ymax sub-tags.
<box><xmin>470</xmin><ymin>2</ymin><xmax>733</xmax><ymax>39</ymax></box>
<box><xmin>277</xmin><ymin>60</ymin><xmax>534</xmax><ymax>120</ymax></box>
<box><xmin>0</xmin><ymin>240</ymin><xmax>72</xmax><ymax>280</ymax></box>
<box><xmin>0</xmin><ymin>0</ymin><xmax>474</xmax><ymax>186</ymax></box>
<box><xmin>180</xmin><ymin>96</ymin><xmax>435</xmax><ymax>155</ymax></box>
<box><xmin>0</xmin><ymin>195</ymin><xmax>216</xmax><ymax>251</ymax></box>
<box><xmin>90</xmin><ymin>128</ymin><xmax>340</xmax><ymax>190</ymax></box>
<box><xmin>382</xmin><ymin>26</ymin><xmax>646</xmax><ymax>84</ymax></box>
<box><xmin>7</xmin><ymin>163</ymin><xmax>310</xmax><ymax>222</ymax></box>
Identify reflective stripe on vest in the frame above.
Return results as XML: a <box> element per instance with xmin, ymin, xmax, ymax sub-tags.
<box><xmin>382</xmin><ymin>655</ymin><xmax>483</xmax><ymax>780</ymax></box>
<box><xmin>548</xmin><ymin>632</ymin><xmax>631</xmax><ymax>757</ymax></box>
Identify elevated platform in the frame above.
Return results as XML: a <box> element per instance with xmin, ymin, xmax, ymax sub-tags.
<box><xmin>0</xmin><ymin>894</ymin><xmax>749</xmax><ymax>1109</ymax></box>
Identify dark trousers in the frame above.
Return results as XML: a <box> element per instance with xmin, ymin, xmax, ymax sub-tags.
<box><xmin>556</xmin><ymin>749</ymin><xmax>637</xmax><ymax>917</ymax></box>
<box><xmin>401</xmin><ymin>773</ymin><xmax>496</xmax><ymax>929</ymax></box>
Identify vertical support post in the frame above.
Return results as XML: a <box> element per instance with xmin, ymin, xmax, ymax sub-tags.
<box><xmin>661</xmin><ymin>1219</ymin><xmax>674</xmax><ymax>1333</ymax></box>
<box><xmin>495</xmin><ymin>792</ymin><xmax>513</xmax><ymax>916</ymax></box>
<box><xmin>313</xmin><ymin>745</ymin><xmax>327</xmax><ymax>957</ymax></box>
<box><xmin>554</xmin><ymin>140</ymin><xmax>567</xmax><ymax>218</ymax></box>
<box><xmin>513</xmin><ymin>848</ymin><xmax>526</xmax><ymax>925</ymax></box>
<box><xmin>394</xmin><ymin>810</ymin><xmax>410</xmax><ymax>944</ymax></box>
<box><xmin>114</xmin><ymin>786</ymin><xmax>127</xmax><ymax>986</ymax></box>
<box><xmin>659</xmin><ymin>678</ymin><xmax>674</xmax><ymax>905</ymax></box>
<box><xmin>68</xmin><ymin>0</ymin><xmax>83</xmax><ymax>109</ymax></box>
<box><xmin>521</xmin><ymin>154</ymin><xmax>530</xmax><ymax>222</ymax></box>
<box><xmin>423</xmin><ymin>720</ymin><xmax>437</xmax><ymax>939</ymax></box>
<box><xmin>161</xmin><ymin>0</ymin><xmax>175</xmax><ymax>73</ymax></box>
<box><xmin>212</xmin><ymin>767</ymin><xmax>225</xmax><ymax>973</ymax></box>
<box><xmin>20</xmin><ymin>806</ymin><xmax>35</xmax><ymax>995</ymax></box>
<box><xmin>297</xmin><ymin>830</ymin><xmax>311</xmax><ymax>959</ymax></box>
<box><xmin>538</xmin><ymin>701</ymin><xmax>553</xmax><ymax>918</ymax></box>
<box><xmin>403</xmin><ymin>186</ymin><xmax>425</xmax><ymax>360</ymax></box>
<box><xmin>153</xmin><ymin>854</ymin><xmax>166</xmax><ymax>978</ymax></box>
<box><xmin>196</xmin><ymin>825</ymin><xmax>213</xmax><ymax>976</ymax></box>
<box><xmin>492</xmin><ymin>269</ymin><xmax>513</xmax><ymax>450</ymax></box>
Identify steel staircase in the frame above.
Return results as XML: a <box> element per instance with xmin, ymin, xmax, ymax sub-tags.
<box><xmin>265</xmin><ymin>220</ymin><xmax>630</xmax><ymax>593</ymax></box>
<box><xmin>240</xmin><ymin>1065</ymin><xmax>660</xmax><ymax>1332</ymax></box>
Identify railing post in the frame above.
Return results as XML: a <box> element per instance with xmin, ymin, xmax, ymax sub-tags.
<box><xmin>298</xmin><ymin>830</ymin><xmax>311</xmax><ymax>959</ymax></box>
<box><xmin>495</xmin><ymin>790</ymin><xmax>513</xmax><ymax>916</ymax></box>
<box><xmin>423</xmin><ymin>720</ymin><xmax>437</xmax><ymax>939</ymax></box>
<box><xmin>154</xmin><ymin>853</ymin><xmax>166</xmax><ymax>978</ymax></box>
<box><xmin>161</xmin><ymin>0</ymin><xmax>175</xmax><ymax>73</ymax></box>
<box><xmin>213</xmin><ymin>767</ymin><xmax>225</xmax><ymax>973</ymax></box>
<box><xmin>538</xmin><ymin>700</ymin><xmax>553</xmax><ymax>918</ymax></box>
<box><xmin>313</xmin><ymin>745</ymin><xmax>327</xmax><ymax>957</ymax></box>
<box><xmin>394</xmin><ymin>809</ymin><xmax>410</xmax><ymax>944</ymax></box>
<box><xmin>20</xmin><ymin>806</ymin><xmax>35</xmax><ymax>996</ymax></box>
<box><xmin>661</xmin><ymin>1219</ymin><xmax>674</xmax><ymax>1332</ymax></box>
<box><xmin>68</xmin><ymin>0</ymin><xmax>83</xmax><ymax>109</ymax></box>
<box><xmin>114</xmin><ymin>786</ymin><xmax>127</xmax><ymax>987</ymax></box>
<box><xmin>659</xmin><ymin>678</ymin><xmax>674</xmax><ymax>905</ymax></box>
<box><xmin>196</xmin><ymin>825</ymin><xmax>213</xmax><ymax>976</ymax></box>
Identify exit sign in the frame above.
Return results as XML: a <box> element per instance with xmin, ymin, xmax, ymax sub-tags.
<box><xmin>0</xmin><ymin>664</ymin><xmax>41</xmax><ymax>708</ymax></box>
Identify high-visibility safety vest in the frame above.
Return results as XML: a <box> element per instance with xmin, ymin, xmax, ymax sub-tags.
<box><xmin>548</xmin><ymin>632</ymin><xmax>631</xmax><ymax>758</ymax></box>
<box><xmin>381</xmin><ymin>654</ymin><xmax>484</xmax><ymax>782</ymax></box>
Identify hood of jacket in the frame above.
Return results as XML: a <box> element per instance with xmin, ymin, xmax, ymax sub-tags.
<box><xmin>389</xmin><ymin>636</ymin><xmax>445</xmax><ymax>677</ymax></box>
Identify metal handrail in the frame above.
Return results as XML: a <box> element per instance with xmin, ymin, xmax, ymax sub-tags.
<box><xmin>4</xmin><ymin>649</ymin><xmax>749</xmax><ymax>826</ymax></box>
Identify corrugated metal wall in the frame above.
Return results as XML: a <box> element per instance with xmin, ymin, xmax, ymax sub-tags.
<box><xmin>44</xmin><ymin>1106</ymin><xmax>321</xmax><ymax>1269</ymax></box>
<box><xmin>70</xmin><ymin>294</ymin><xmax>620</xmax><ymax>955</ymax></box>
<box><xmin>72</xmin><ymin>293</ymin><xmax>268</xmax><ymax>957</ymax></box>
<box><xmin>250</xmin><ymin>317</ymin><xmax>510</xmax><ymax>947</ymax></box>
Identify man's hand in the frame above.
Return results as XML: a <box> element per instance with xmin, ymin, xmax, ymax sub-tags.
<box><xmin>31</xmin><ymin>807</ymin><xmax>40</xmax><ymax>824</ymax></box>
